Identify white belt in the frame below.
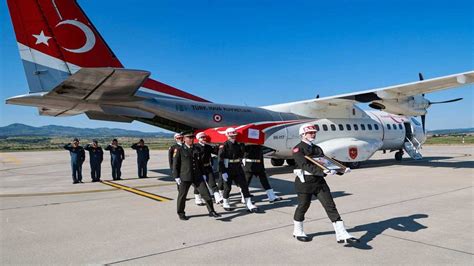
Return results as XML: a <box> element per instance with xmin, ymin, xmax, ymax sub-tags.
<box><xmin>244</xmin><ymin>159</ymin><xmax>261</xmax><ymax>163</ymax></box>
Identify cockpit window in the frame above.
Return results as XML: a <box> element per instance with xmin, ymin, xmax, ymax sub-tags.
<box><xmin>411</xmin><ymin>117</ymin><xmax>421</xmax><ymax>126</ymax></box>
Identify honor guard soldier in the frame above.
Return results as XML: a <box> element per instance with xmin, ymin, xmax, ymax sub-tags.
<box><xmin>131</xmin><ymin>139</ymin><xmax>150</xmax><ymax>178</ymax></box>
<box><xmin>292</xmin><ymin>123</ymin><xmax>357</xmax><ymax>243</ymax></box>
<box><xmin>243</xmin><ymin>144</ymin><xmax>281</xmax><ymax>203</ymax></box>
<box><xmin>84</xmin><ymin>139</ymin><xmax>103</xmax><ymax>182</ymax></box>
<box><xmin>105</xmin><ymin>139</ymin><xmax>125</xmax><ymax>180</ymax></box>
<box><xmin>173</xmin><ymin>132</ymin><xmax>221</xmax><ymax>220</ymax></box>
<box><xmin>218</xmin><ymin>128</ymin><xmax>258</xmax><ymax>212</ymax></box>
<box><xmin>63</xmin><ymin>138</ymin><xmax>86</xmax><ymax>184</ymax></box>
<box><xmin>169</xmin><ymin>132</ymin><xmax>204</xmax><ymax>206</ymax></box>
<box><xmin>196</xmin><ymin>132</ymin><xmax>223</xmax><ymax>203</ymax></box>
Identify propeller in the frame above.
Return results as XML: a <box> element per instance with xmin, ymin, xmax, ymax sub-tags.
<box><xmin>418</xmin><ymin>72</ymin><xmax>463</xmax><ymax>133</ymax></box>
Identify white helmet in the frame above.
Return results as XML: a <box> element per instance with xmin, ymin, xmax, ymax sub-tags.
<box><xmin>196</xmin><ymin>132</ymin><xmax>207</xmax><ymax>139</ymax></box>
<box><xmin>174</xmin><ymin>133</ymin><xmax>183</xmax><ymax>139</ymax></box>
<box><xmin>225</xmin><ymin>127</ymin><xmax>238</xmax><ymax>136</ymax></box>
<box><xmin>299</xmin><ymin>123</ymin><xmax>317</xmax><ymax>136</ymax></box>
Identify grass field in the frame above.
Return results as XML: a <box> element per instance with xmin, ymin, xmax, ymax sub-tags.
<box><xmin>424</xmin><ymin>135</ymin><xmax>474</xmax><ymax>145</ymax></box>
<box><xmin>0</xmin><ymin>135</ymin><xmax>472</xmax><ymax>152</ymax></box>
<box><xmin>0</xmin><ymin>137</ymin><xmax>175</xmax><ymax>152</ymax></box>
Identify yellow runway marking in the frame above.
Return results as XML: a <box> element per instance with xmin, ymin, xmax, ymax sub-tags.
<box><xmin>0</xmin><ymin>183</ymin><xmax>174</xmax><ymax>198</ymax></box>
<box><xmin>101</xmin><ymin>180</ymin><xmax>172</xmax><ymax>202</ymax></box>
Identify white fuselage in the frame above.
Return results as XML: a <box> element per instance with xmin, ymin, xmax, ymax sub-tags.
<box><xmin>263</xmin><ymin>110</ymin><xmax>425</xmax><ymax>162</ymax></box>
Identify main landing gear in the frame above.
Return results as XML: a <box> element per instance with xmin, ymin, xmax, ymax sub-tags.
<box><xmin>395</xmin><ymin>150</ymin><xmax>404</xmax><ymax>161</ymax></box>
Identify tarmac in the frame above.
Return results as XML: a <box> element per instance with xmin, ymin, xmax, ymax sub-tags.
<box><xmin>0</xmin><ymin>145</ymin><xmax>473</xmax><ymax>265</ymax></box>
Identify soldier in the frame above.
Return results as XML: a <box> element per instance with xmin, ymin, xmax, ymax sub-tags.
<box><xmin>173</xmin><ymin>132</ymin><xmax>221</xmax><ymax>220</ymax></box>
<box><xmin>84</xmin><ymin>139</ymin><xmax>103</xmax><ymax>182</ymax></box>
<box><xmin>105</xmin><ymin>139</ymin><xmax>125</xmax><ymax>181</ymax></box>
<box><xmin>196</xmin><ymin>132</ymin><xmax>223</xmax><ymax>203</ymax></box>
<box><xmin>168</xmin><ymin>132</ymin><xmax>203</xmax><ymax>206</ymax></box>
<box><xmin>242</xmin><ymin>144</ymin><xmax>281</xmax><ymax>203</ymax></box>
<box><xmin>292</xmin><ymin>123</ymin><xmax>357</xmax><ymax>243</ymax></box>
<box><xmin>131</xmin><ymin>139</ymin><xmax>150</xmax><ymax>178</ymax></box>
<box><xmin>63</xmin><ymin>138</ymin><xmax>85</xmax><ymax>184</ymax></box>
<box><xmin>218</xmin><ymin>128</ymin><xmax>258</xmax><ymax>212</ymax></box>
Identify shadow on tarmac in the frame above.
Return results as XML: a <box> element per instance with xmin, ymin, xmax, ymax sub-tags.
<box><xmin>308</xmin><ymin>214</ymin><xmax>429</xmax><ymax>249</ymax></box>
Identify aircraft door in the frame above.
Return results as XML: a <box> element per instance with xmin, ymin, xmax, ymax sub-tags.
<box><xmin>403</xmin><ymin>122</ymin><xmax>413</xmax><ymax>142</ymax></box>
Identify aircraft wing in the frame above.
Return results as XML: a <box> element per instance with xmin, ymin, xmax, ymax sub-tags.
<box><xmin>262</xmin><ymin>70</ymin><xmax>474</xmax><ymax>117</ymax></box>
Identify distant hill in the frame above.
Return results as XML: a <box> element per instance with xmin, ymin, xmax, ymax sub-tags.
<box><xmin>427</xmin><ymin>128</ymin><xmax>474</xmax><ymax>135</ymax></box>
<box><xmin>0</xmin><ymin>123</ymin><xmax>173</xmax><ymax>138</ymax></box>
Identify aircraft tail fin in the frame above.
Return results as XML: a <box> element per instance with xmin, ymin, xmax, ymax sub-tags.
<box><xmin>7</xmin><ymin>0</ymin><xmax>123</xmax><ymax>93</ymax></box>
<box><xmin>7</xmin><ymin>0</ymin><xmax>210</xmax><ymax>102</ymax></box>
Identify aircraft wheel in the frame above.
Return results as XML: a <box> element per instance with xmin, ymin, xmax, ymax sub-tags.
<box><xmin>395</xmin><ymin>151</ymin><xmax>403</xmax><ymax>161</ymax></box>
<box><xmin>286</xmin><ymin>159</ymin><xmax>296</xmax><ymax>166</ymax></box>
<box><xmin>271</xmin><ymin>158</ymin><xmax>285</xmax><ymax>167</ymax></box>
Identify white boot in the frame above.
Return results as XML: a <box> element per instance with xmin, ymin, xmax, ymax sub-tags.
<box><xmin>194</xmin><ymin>194</ymin><xmax>205</xmax><ymax>206</ymax></box>
<box><xmin>293</xmin><ymin>221</ymin><xmax>310</xmax><ymax>242</ymax></box>
<box><xmin>222</xmin><ymin>198</ymin><xmax>232</xmax><ymax>211</ymax></box>
<box><xmin>245</xmin><ymin>197</ymin><xmax>258</xmax><ymax>212</ymax></box>
<box><xmin>240</xmin><ymin>190</ymin><xmax>245</xmax><ymax>204</ymax></box>
<box><xmin>266</xmin><ymin>189</ymin><xmax>281</xmax><ymax>202</ymax></box>
<box><xmin>332</xmin><ymin>220</ymin><xmax>357</xmax><ymax>243</ymax></box>
<box><xmin>214</xmin><ymin>191</ymin><xmax>223</xmax><ymax>204</ymax></box>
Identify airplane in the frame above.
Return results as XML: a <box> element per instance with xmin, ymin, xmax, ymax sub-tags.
<box><xmin>5</xmin><ymin>0</ymin><xmax>474</xmax><ymax>168</ymax></box>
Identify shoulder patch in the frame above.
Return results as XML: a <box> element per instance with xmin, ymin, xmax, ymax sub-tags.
<box><xmin>293</xmin><ymin>147</ymin><xmax>299</xmax><ymax>153</ymax></box>
<box><xmin>173</xmin><ymin>148</ymin><xmax>178</xmax><ymax>157</ymax></box>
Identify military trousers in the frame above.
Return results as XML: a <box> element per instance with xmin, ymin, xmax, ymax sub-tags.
<box><xmin>222</xmin><ymin>168</ymin><xmax>252</xmax><ymax>199</ymax></box>
<box><xmin>90</xmin><ymin>162</ymin><xmax>101</xmax><ymax>181</ymax></box>
<box><xmin>177</xmin><ymin>180</ymin><xmax>214</xmax><ymax>215</ymax></box>
<box><xmin>137</xmin><ymin>160</ymin><xmax>147</xmax><ymax>178</ymax></box>
<box><xmin>71</xmin><ymin>162</ymin><xmax>83</xmax><ymax>182</ymax></box>
<box><xmin>293</xmin><ymin>183</ymin><xmax>341</xmax><ymax>222</ymax></box>
<box><xmin>111</xmin><ymin>160</ymin><xmax>122</xmax><ymax>180</ymax></box>
<box><xmin>244</xmin><ymin>170</ymin><xmax>272</xmax><ymax>190</ymax></box>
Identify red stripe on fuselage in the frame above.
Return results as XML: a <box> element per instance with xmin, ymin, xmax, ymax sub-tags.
<box><xmin>143</xmin><ymin>78</ymin><xmax>210</xmax><ymax>103</ymax></box>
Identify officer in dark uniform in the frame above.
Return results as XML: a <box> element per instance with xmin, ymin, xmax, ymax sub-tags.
<box><xmin>168</xmin><ymin>132</ymin><xmax>203</xmax><ymax>205</ymax></box>
<box><xmin>243</xmin><ymin>144</ymin><xmax>281</xmax><ymax>203</ymax></box>
<box><xmin>292</xmin><ymin>123</ymin><xmax>356</xmax><ymax>243</ymax></box>
<box><xmin>168</xmin><ymin>133</ymin><xmax>183</xmax><ymax>171</ymax></box>
<box><xmin>84</xmin><ymin>139</ymin><xmax>103</xmax><ymax>182</ymax></box>
<box><xmin>131</xmin><ymin>139</ymin><xmax>150</xmax><ymax>178</ymax></box>
<box><xmin>105</xmin><ymin>139</ymin><xmax>125</xmax><ymax>180</ymax></box>
<box><xmin>173</xmin><ymin>132</ymin><xmax>220</xmax><ymax>220</ymax></box>
<box><xmin>218</xmin><ymin>128</ymin><xmax>258</xmax><ymax>212</ymax></box>
<box><xmin>63</xmin><ymin>138</ymin><xmax>85</xmax><ymax>184</ymax></box>
<box><xmin>196</xmin><ymin>132</ymin><xmax>223</xmax><ymax>203</ymax></box>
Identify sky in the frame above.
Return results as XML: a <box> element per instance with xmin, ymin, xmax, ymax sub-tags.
<box><xmin>0</xmin><ymin>0</ymin><xmax>472</xmax><ymax>132</ymax></box>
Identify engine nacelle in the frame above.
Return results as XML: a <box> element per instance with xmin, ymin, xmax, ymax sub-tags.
<box><xmin>369</xmin><ymin>95</ymin><xmax>430</xmax><ymax>116</ymax></box>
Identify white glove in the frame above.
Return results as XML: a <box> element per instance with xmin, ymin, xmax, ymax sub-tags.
<box><xmin>222</xmin><ymin>173</ymin><xmax>229</xmax><ymax>182</ymax></box>
<box><xmin>344</xmin><ymin>167</ymin><xmax>352</xmax><ymax>173</ymax></box>
<box><xmin>175</xmin><ymin>178</ymin><xmax>182</xmax><ymax>185</ymax></box>
<box><xmin>202</xmin><ymin>175</ymin><xmax>207</xmax><ymax>181</ymax></box>
<box><xmin>323</xmin><ymin>169</ymin><xmax>337</xmax><ymax>175</ymax></box>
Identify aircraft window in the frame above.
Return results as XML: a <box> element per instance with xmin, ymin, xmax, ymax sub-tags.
<box><xmin>322</xmin><ymin>124</ymin><xmax>328</xmax><ymax>131</ymax></box>
<box><xmin>346</xmin><ymin>124</ymin><xmax>352</xmax><ymax>131</ymax></box>
<box><xmin>315</xmin><ymin>124</ymin><xmax>320</xmax><ymax>131</ymax></box>
<box><xmin>353</xmin><ymin>124</ymin><xmax>359</xmax><ymax>131</ymax></box>
<box><xmin>361</xmin><ymin>124</ymin><xmax>366</xmax><ymax>130</ymax></box>
<box><xmin>330</xmin><ymin>124</ymin><xmax>336</xmax><ymax>131</ymax></box>
<box><xmin>338</xmin><ymin>124</ymin><xmax>344</xmax><ymax>130</ymax></box>
<box><xmin>399</xmin><ymin>124</ymin><xmax>403</xmax><ymax>130</ymax></box>
<box><xmin>374</xmin><ymin>124</ymin><xmax>379</xmax><ymax>130</ymax></box>
<box><xmin>387</xmin><ymin>124</ymin><xmax>391</xmax><ymax>130</ymax></box>
<box><xmin>393</xmin><ymin>124</ymin><xmax>397</xmax><ymax>129</ymax></box>
<box><xmin>367</xmin><ymin>124</ymin><xmax>372</xmax><ymax>130</ymax></box>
